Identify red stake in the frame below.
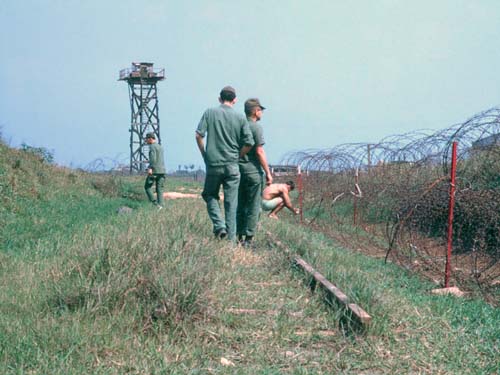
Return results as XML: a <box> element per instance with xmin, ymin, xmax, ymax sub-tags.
<box><xmin>353</xmin><ymin>168</ymin><xmax>359</xmax><ymax>225</ymax></box>
<box><xmin>445</xmin><ymin>141</ymin><xmax>458</xmax><ymax>288</ymax></box>
<box><xmin>297</xmin><ymin>166</ymin><xmax>303</xmax><ymax>224</ymax></box>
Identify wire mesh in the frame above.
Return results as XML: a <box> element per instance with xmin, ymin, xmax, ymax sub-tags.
<box><xmin>282</xmin><ymin>107</ymin><xmax>500</xmax><ymax>303</ymax></box>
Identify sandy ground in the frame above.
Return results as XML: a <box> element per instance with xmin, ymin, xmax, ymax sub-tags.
<box><xmin>162</xmin><ymin>192</ymin><xmax>201</xmax><ymax>199</ymax></box>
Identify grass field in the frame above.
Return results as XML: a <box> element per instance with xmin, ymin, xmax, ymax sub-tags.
<box><xmin>0</xmin><ymin>142</ymin><xmax>498</xmax><ymax>374</ymax></box>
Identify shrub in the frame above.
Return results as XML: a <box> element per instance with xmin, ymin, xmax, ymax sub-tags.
<box><xmin>21</xmin><ymin>143</ymin><xmax>54</xmax><ymax>164</ymax></box>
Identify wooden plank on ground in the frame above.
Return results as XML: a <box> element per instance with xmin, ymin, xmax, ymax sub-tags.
<box><xmin>294</xmin><ymin>257</ymin><xmax>350</xmax><ymax>304</ymax></box>
<box><xmin>294</xmin><ymin>256</ymin><xmax>371</xmax><ymax>325</ymax></box>
<box><xmin>267</xmin><ymin>231</ymin><xmax>372</xmax><ymax>326</ymax></box>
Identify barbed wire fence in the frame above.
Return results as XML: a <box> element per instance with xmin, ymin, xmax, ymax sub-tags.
<box><xmin>82</xmin><ymin>154</ymin><xmax>129</xmax><ymax>174</ymax></box>
<box><xmin>282</xmin><ymin>107</ymin><xmax>500</xmax><ymax>303</ymax></box>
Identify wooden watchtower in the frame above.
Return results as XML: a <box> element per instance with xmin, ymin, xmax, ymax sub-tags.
<box><xmin>119</xmin><ymin>62</ymin><xmax>165</xmax><ymax>173</ymax></box>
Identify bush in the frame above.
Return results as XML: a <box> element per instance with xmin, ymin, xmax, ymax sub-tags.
<box><xmin>21</xmin><ymin>143</ymin><xmax>54</xmax><ymax>164</ymax></box>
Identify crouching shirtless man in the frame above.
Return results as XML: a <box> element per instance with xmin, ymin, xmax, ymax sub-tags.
<box><xmin>261</xmin><ymin>181</ymin><xmax>300</xmax><ymax>219</ymax></box>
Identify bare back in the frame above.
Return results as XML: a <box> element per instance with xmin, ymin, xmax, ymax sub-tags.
<box><xmin>262</xmin><ymin>183</ymin><xmax>288</xmax><ymax>200</ymax></box>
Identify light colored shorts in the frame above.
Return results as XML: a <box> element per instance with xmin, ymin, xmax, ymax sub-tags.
<box><xmin>261</xmin><ymin>197</ymin><xmax>282</xmax><ymax>211</ymax></box>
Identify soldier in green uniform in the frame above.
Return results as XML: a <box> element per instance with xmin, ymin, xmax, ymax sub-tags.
<box><xmin>237</xmin><ymin>98</ymin><xmax>272</xmax><ymax>247</ymax></box>
<box><xmin>144</xmin><ymin>132</ymin><xmax>166</xmax><ymax>210</ymax></box>
<box><xmin>196</xmin><ymin>86</ymin><xmax>254</xmax><ymax>241</ymax></box>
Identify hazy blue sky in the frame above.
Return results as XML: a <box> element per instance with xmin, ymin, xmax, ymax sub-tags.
<box><xmin>1</xmin><ymin>1</ymin><xmax>500</xmax><ymax>171</ymax></box>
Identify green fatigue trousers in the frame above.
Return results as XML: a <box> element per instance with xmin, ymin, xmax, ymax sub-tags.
<box><xmin>202</xmin><ymin>163</ymin><xmax>240</xmax><ymax>241</ymax></box>
<box><xmin>237</xmin><ymin>172</ymin><xmax>263</xmax><ymax>237</ymax></box>
<box><xmin>145</xmin><ymin>174</ymin><xmax>166</xmax><ymax>206</ymax></box>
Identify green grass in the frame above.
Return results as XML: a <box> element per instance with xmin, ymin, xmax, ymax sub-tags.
<box><xmin>1</xmin><ymin>194</ymin><xmax>139</xmax><ymax>257</ymax></box>
<box><xmin>0</xmin><ymin>142</ymin><xmax>498</xmax><ymax>373</ymax></box>
<box><xmin>266</xmin><ymin>219</ymin><xmax>499</xmax><ymax>373</ymax></box>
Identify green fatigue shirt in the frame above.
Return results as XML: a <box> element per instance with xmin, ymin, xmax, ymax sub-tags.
<box><xmin>196</xmin><ymin>104</ymin><xmax>254</xmax><ymax>167</ymax></box>
<box><xmin>148</xmin><ymin>143</ymin><xmax>166</xmax><ymax>174</ymax></box>
<box><xmin>239</xmin><ymin>119</ymin><xmax>265</xmax><ymax>175</ymax></box>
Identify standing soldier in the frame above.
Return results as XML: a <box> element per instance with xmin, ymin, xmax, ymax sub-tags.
<box><xmin>144</xmin><ymin>132</ymin><xmax>166</xmax><ymax>210</ymax></box>
<box><xmin>195</xmin><ymin>86</ymin><xmax>254</xmax><ymax>241</ymax></box>
<box><xmin>237</xmin><ymin>98</ymin><xmax>272</xmax><ymax>247</ymax></box>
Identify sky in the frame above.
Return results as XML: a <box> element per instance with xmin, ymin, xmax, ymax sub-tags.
<box><xmin>1</xmin><ymin>0</ymin><xmax>500</xmax><ymax>171</ymax></box>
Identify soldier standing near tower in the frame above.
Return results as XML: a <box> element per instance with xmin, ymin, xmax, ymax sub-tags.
<box><xmin>237</xmin><ymin>98</ymin><xmax>272</xmax><ymax>247</ymax></box>
<box><xmin>195</xmin><ymin>86</ymin><xmax>254</xmax><ymax>241</ymax></box>
<box><xmin>144</xmin><ymin>132</ymin><xmax>166</xmax><ymax>210</ymax></box>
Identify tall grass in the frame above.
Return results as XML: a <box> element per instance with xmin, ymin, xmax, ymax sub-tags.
<box><xmin>0</xmin><ymin>197</ymin><xmax>223</xmax><ymax>373</ymax></box>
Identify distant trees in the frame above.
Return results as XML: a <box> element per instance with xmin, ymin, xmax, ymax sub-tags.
<box><xmin>174</xmin><ymin>163</ymin><xmax>204</xmax><ymax>181</ymax></box>
<box><xmin>178</xmin><ymin>164</ymin><xmax>196</xmax><ymax>173</ymax></box>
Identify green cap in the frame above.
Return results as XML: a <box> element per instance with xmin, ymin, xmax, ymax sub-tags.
<box><xmin>244</xmin><ymin>98</ymin><xmax>266</xmax><ymax>113</ymax></box>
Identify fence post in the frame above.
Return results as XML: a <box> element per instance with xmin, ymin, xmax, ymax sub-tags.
<box><xmin>353</xmin><ymin>168</ymin><xmax>359</xmax><ymax>225</ymax></box>
<box><xmin>445</xmin><ymin>141</ymin><xmax>458</xmax><ymax>288</ymax></box>
<box><xmin>297</xmin><ymin>165</ymin><xmax>304</xmax><ymax>224</ymax></box>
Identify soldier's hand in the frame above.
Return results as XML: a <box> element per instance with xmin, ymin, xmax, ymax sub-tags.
<box><xmin>266</xmin><ymin>175</ymin><xmax>273</xmax><ymax>185</ymax></box>
<box><xmin>147</xmin><ymin>168</ymin><xmax>153</xmax><ymax>176</ymax></box>
<box><xmin>294</xmin><ymin>208</ymin><xmax>300</xmax><ymax>215</ymax></box>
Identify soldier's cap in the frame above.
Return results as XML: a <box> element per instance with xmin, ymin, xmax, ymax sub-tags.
<box><xmin>244</xmin><ymin>98</ymin><xmax>266</xmax><ymax>112</ymax></box>
<box><xmin>145</xmin><ymin>132</ymin><xmax>156</xmax><ymax>139</ymax></box>
<box><xmin>220</xmin><ymin>85</ymin><xmax>236</xmax><ymax>96</ymax></box>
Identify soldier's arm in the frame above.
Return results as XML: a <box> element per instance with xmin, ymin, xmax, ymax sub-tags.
<box><xmin>195</xmin><ymin>110</ymin><xmax>209</xmax><ymax>160</ymax></box>
<box><xmin>240</xmin><ymin>119</ymin><xmax>254</xmax><ymax>156</ymax></box>
<box><xmin>148</xmin><ymin>147</ymin><xmax>156</xmax><ymax>175</ymax></box>
<box><xmin>195</xmin><ymin>132</ymin><xmax>206</xmax><ymax>159</ymax></box>
<box><xmin>255</xmin><ymin>146</ymin><xmax>272</xmax><ymax>185</ymax></box>
<box><xmin>240</xmin><ymin>145</ymin><xmax>252</xmax><ymax>158</ymax></box>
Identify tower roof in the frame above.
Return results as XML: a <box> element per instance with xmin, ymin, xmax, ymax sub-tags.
<box><xmin>119</xmin><ymin>62</ymin><xmax>165</xmax><ymax>82</ymax></box>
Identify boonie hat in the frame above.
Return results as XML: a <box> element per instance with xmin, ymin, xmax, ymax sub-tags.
<box><xmin>244</xmin><ymin>98</ymin><xmax>266</xmax><ymax>113</ymax></box>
